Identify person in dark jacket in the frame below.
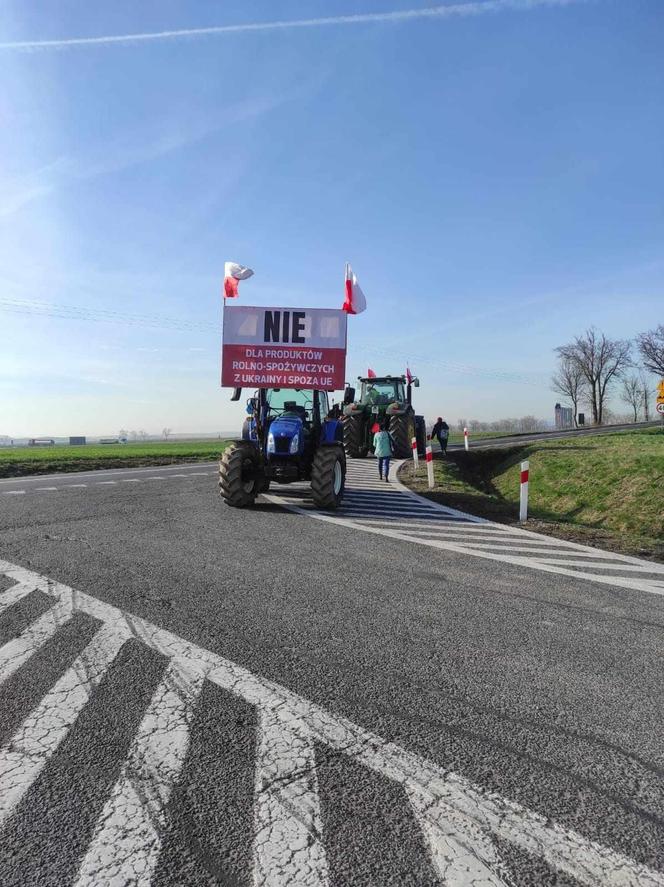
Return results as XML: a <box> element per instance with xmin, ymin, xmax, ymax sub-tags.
<box><xmin>431</xmin><ymin>417</ymin><xmax>450</xmax><ymax>455</ymax></box>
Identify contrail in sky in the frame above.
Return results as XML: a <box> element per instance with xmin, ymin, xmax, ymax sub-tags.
<box><xmin>0</xmin><ymin>0</ymin><xmax>587</xmax><ymax>51</ymax></box>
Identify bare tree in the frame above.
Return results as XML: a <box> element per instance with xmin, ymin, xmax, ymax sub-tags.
<box><xmin>162</xmin><ymin>427</ymin><xmax>172</xmax><ymax>440</ymax></box>
<box><xmin>556</xmin><ymin>328</ymin><xmax>632</xmax><ymax>425</ymax></box>
<box><xmin>620</xmin><ymin>374</ymin><xmax>641</xmax><ymax>422</ymax></box>
<box><xmin>636</xmin><ymin>324</ymin><xmax>664</xmax><ymax>376</ymax></box>
<box><xmin>551</xmin><ymin>358</ymin><xmax>586</xmax><ymax>427</ymax></box>
<box><xmin>139</xmin><ymin>430</ymin><xmax>148</xmax><ymax>441</ymax></box>
<box><xmin>129</xmin><ymin>430</ymin><xmax>138</xmax><ymax>441</ymax></box>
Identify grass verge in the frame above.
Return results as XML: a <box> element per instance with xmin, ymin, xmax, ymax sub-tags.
<box><xmin>0</xmin><ymin>440</ymin><xmax>232</xmax><ymax>478</ymax></box>
<box><xmin>400</xmin><ymin>428</ymin><xmax>664</xmax><ymax>562</ymax></box>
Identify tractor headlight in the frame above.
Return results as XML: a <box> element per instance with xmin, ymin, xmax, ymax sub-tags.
<box><xmin>289</xmin><ymin>433</ymin><xmax>300</xmax><ymax>454</ymax></box>
<box><xmin>267</xmin><ymin>432</ymin><xmax>275</xmax><ymax>453</ymax></box>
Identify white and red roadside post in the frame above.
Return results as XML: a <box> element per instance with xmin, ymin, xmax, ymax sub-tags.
<box><xmin>426</xmin><ymin>445</ymin><xmax>434</xmax><ymax>489</ymax></box>
<box><xmin>464</xmin><ymin>427</ymin><xmax>469</xmax><ymax>451</ymax></box>
<box><xmin>412</xmin><ymin>436</ymin><xmax>419</xmax><ymax>474</ymax></box>
<box><xmin>519</xmin><ymin>460</ymin><xmax>529</xmax><ymax>522</ymax></box>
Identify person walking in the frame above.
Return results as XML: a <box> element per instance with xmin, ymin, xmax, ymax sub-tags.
<box><xmin>373</xmin><ymin>418</ymin><xmax>394</xmax><ymax>482</ymax></box>
<box><xmin>431</xmin><ymin>417</ymin><xmax>450</xmax><ymax>455</ymax></box>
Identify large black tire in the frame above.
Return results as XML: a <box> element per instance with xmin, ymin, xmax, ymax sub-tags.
<box><xmin>389</xmin><ymin>413</ymin><xmax>416</xmax><ymax>458</ymax></box>
<box><xmin>342</xmin><ymin>414</ymin><xmax>368</xmax><ymax>459</ymax></box>
<box><xmin>311</xmin><ymin>445</ymin><xmax>346</xmax><ymax>510</ymax></box>
<box><xmin>219</xmin><ymin>442</ymin><xmax>262</xmax><ymax>508</ymax></box>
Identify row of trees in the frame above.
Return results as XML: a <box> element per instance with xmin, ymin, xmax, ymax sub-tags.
<box><xmin>457</xmin><ymin>417</ymin><xmax>549</xmax><ymax>433</ymax></box>
<box><xmin>552</xmin><ymin>324</ymin><xmax>663</xmax><ymax>426</ymax></box>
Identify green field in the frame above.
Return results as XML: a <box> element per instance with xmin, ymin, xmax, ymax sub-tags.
<box><xmin>402</xmin><ymin>428</ymin><xmax>664</xmax><ymax>560</ymax></box>
<box><xmin>0</xmin><ymin>440</ymin><xmax>232</xmax><ymax>478</ymax></box>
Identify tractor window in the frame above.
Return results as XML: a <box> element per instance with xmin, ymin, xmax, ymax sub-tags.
<box><xmin>317</xmin><ymin>391</ymin><xmax>329</xmax><ymax>420</ymax></box>
<box><xmin>360</xmin><ymin>381</ymin><xmax>404</xmax><ymax>405</ymax></box>
<box><xmin>266</xmin><ymin>389</ymin><xmax>314</xmax><ymax>420</ymax></box>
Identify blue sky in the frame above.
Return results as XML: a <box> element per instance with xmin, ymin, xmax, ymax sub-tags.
<box><xmin>1</xmin><ymin>0</ymin><xmax>662</xmax><ymax>436</ymax></box>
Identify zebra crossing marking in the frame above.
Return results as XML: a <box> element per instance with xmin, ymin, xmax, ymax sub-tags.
<box><xmin>266</xmin><ymin>460</ymin><xmax>664</xmax><ymax>598</ymax></box>
<box><xmin>0</xmin><ymin>559</ymin><xmax>662</xmax><ymax>885</ymax></box>
<box><xmin>253</xmin><ymin>709</ymin><xmax>328</xmax><ymax>887</ymax></box>
<box><xmin>75</xmin><ymin>658</ymin><xmax>206</xmax><ymax>887</ymax></box>
<box><xmin>0</xmin><ymin>622</ymin><xmax>129</xmax><ymax>827</ymax></box>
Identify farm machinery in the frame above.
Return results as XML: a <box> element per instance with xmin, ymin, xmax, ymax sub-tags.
<box><xmin>219</xmin><ymin>387</ymin><xmax>346</xmax><ymax>510</ymax></box>
<box><xmin>342</xmin><ymin>374</ymin><xmax>426</xmax><ymax>459</ymax></box>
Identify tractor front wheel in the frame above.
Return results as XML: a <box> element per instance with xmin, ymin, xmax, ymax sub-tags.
<box><xmin>342</xmin><ymin>414</ymin><xmax>368</xmax><ymax>458</ymax></box>
<box><xmin>219</xmin><ymin>442</ymin><xmax>262</xmax><ymax>508</ymax></box>
<box><xmin>389</xmin><ymin>414</ymin><xmax>416</xmax><ymax>458</ymax></box>
<box><xmin>311</xmin><ymin>446</ymin><xmax>346</xmax><ymax>510</ymax></box>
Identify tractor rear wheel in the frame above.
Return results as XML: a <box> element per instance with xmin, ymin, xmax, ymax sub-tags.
<box><xmin>219</xmin><ymin>441</ymin><xmax>262</xmax><ymax>508</ymax></box>
<box><xmin>389</xmin><ymin>414</ymin><xmax>416</xmax><ymax>458</ymax></box>
<box><xmin>342</xmin><ymin>414</ymin><xmax>368</xmax><ymax>458</ymax></box>
<box><xmin>311</xmin><ymin>445</ymin><xmax>346</xmax><ymax>510</ymax></box>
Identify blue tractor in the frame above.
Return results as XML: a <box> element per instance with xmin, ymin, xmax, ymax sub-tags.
<box><xmin>219</xmin><ymin>387</ymin><xmax>346</xmax><ymax>510</ymax></box>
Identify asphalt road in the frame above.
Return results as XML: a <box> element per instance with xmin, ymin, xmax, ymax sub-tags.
<box><xmin>1</xmin><ymin>459</ymin><xmax>663</xmax><ymax>886</ymax></box>
<box><xmin>447</xmin><ymin>419</ymin><xmax>661</xmax><ymax>452</ymax></box>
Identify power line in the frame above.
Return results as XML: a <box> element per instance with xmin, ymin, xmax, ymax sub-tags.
<box><xmin>0</xmin><ymin>297</ymin><xmax>548</xmax><ymax>386</ymax></box>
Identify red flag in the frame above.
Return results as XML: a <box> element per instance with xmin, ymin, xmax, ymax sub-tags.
<box><xmin>367</xmin><ymin>368</ymin><xmax>376</xmax><ymax>378</ymax></box>
<box><xmin>406</xmin><ymin>366</ymin><xmax>413</xmax><ymax>385</ymax></box>
<box><xmin>342</xmin><ymin>263</ymin><xmax>367</xmax><ymax>315</ymax></box>
<box><xmin>223</xmin><ymin>262</ymin><xmax>254</xmax><ymax>299</ymax></box>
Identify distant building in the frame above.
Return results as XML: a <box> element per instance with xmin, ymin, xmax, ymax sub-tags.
<box><xmin>69</xmin><ymin>436</ymin><xmax>86</xmax><ymax>446</ymax></box>
<box><xmin>554</xmin><ymin>403</ymin><xmax>574</xmax><ymax>429</ymax></box>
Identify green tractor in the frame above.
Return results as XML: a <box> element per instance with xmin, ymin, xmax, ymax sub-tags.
<box><xmin>341</xmin><ymin>374</ymin><xmax>427</xmax><ymax>459</ymax></box>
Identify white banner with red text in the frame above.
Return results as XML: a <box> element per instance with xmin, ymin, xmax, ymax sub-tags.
<box><xmin>222</xmin><ymin>304</ymin><xmax>347</xmax><ymax>390</ymax></box>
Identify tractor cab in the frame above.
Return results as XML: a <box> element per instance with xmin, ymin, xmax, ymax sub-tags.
<box><xmin>359</xmin><ymin>378</ymin><xmax>406</xmax><ymax>408</ymax></box>
<box><xmin>222</xmin><ymin>386</ymin><xmax>346</xmax><ymax>509</ymax></box>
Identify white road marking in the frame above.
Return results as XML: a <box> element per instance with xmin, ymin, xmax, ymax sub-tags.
<box><xmin>0</xmin><ymin>558</ymin><xmax>662</xmax><ymax>886</ymax></box>
<box><xmin>75</xmin><ymin>658</ymin><xmax>205</xmax><ymax>887</ymax></box>
<box><xmin>0</xmin><ymin>599</ymin><xmax>73</xmax><ymax>684</ymax></box>
<box><xmin>34</xmin><ymin>486</ymin><xmax>58</xmax><ymax>491</ymax></box>
<box><xmin>0</xmin><ymin>461</ymin><xmax>218</xmax><ymax>486</ymax></box>
<box><xmin>121</xmin><ymin>478</ymin><xmax>142</xmax><ymax>483</ymax></box>
<box><xmin>253</xmin><ymin>709</ymin><xmax>329</xmax><ymax>887</ymax></box>
<box><xmin>0</xmin><ymin>622</ymin><xmax>129</xmax><ymax>827</ymax></box>
<box><xmin>1</xmin><ymin>490</ymin><xmax>25</xmax><ymax>495</ymax></box>
<box><xmin>409</xmin><ymin>788</ymin><xmax>510</xmax><ymax>887</ymax></box>
<box><xmin>66</xmin><ymin>484</ymin><xmax>88</xmax><ymax>488</ymax></box>
<box><xmin>145</xmin><ymin>476</ymin><xmax>166</xmax><ymax>480</ymax></box>
<box><xmin>536</xmin><ymin>559</ymin><xmax>664</xmax><ymax>573</ymax></box>
<box><xmin>266</xmin><ymin>461</ymin><xmax>664</xmax><ymax>598</ymax></box>
<box><xmin>0</xmin><ymin>580</ymin><xmax>36</xmax><ymax>615</ymax></box>
<box><xmin>97</xmin><ymin>481</ymin><xmax>117</xmax><ymax>485</ymax></box>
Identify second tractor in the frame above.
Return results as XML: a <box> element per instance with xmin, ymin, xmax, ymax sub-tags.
<box><xmin>342</xmin><ymin>374</ymin><xmax>426</xmax><ymax>459</ymax></box>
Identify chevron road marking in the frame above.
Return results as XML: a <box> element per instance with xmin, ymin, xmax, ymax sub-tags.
<box><xmin>267</xmin><ymin>460</ymin><xmax>664</xmax><ymax>598</ymax></box>
<box><xmin>0</xmin><ymin>560</ymin><xmax>662</xmax><ymax>885</ymax></box>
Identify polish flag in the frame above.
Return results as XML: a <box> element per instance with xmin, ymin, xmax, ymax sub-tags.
<box><xmin>342</xmin><ymin>263</ymin><xmax>367</xmax><ymax>315</ymax></box>
<box><xmin>367</xmin><ymin>367</ymin><xmax>376</xmax><ymax>378</ymax></box>
<box><xmin>224</xmin><ymin>262</ymin><xmax>254</xmax><ymax>298</ymax></box>
<box><xmin>406</xmin><ymin>366</ymin><xmax>413</xmax><ymax>385</ymax></box>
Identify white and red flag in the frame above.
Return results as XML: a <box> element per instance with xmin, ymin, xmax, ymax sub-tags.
<box><xmin>406</xmin><ymin>366</ymin><xmax>413</xmax><ymax>385</ymax></box>
<box><xmin>367</xmin><ymin>367</ymin><xmax>376</xmax><ymax>378</ymax></box>
<box><xmin>224</xmin><ymin>262</ymin><xmax>254</xmax><ymax>299</ymax></box>
<box><xmin>342</xmin><ymin>262</ymin><xmax>367</xmax><ymax>315</ymax></box>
